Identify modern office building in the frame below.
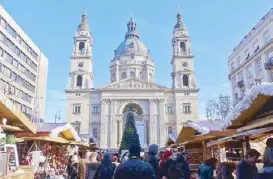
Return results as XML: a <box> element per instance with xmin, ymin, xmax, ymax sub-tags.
<box><xmin>0</xmin><ymin>5</ymin><xmax>48</xmax><ymax>122</ymax></box>
<box><xmin>228</xmin><ymin>8</ymin><xmax>273</xmax><ymax>105</ymax></box>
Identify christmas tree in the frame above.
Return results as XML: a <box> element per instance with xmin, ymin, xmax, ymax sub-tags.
<box><xmin>119</xmin><ymin>111</ymin><xmax>141</xmax><ymax>153</ymax></box>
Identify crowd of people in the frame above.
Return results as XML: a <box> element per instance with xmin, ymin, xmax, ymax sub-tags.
<box><xmin>64</xmin><ymin>139</ymin><xmax>273</xmax><ymax>179</ymax></box>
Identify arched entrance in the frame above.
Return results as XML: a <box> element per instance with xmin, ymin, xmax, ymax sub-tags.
<box><xmin>122</xmin><ymin>103</ymin><xmax>146</xmax><ymax>148</ymax></box>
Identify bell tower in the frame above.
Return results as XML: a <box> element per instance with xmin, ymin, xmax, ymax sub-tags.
<box><xmin>171</xmin><ymin>9</ymin><xmax>197</xmax><ymax>89</ymax></box>
<box><xmin>68</xmin><ymin>8</ymin><xmax>94</xmax><ymax>89</ymax></box>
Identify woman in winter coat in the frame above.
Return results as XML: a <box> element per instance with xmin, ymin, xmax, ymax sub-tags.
<box><xmin>85</xmin><ymin>152</ymin><xmax>99</xmax><ymax>179</ymax></box>
<box><xmin>147</xmin><ymin>144</ymin><xmax>160</xmax><ymax>179</ymax></box>
<box><xmin>216</xmin><ymin>162</ymin><xmax>235</xmax><ymax>179</ymax></box>
<box><xmin>198</xmin><ymin>157</ymin><xmax>218</xmax><ymax>179</ymax></box>
<box><xmin>160</xmin><ymin>150</ymin><xmax>173</xmax><ymax>178</ymax></box>
<box><xmin>94</xmin><ymin>153</ymin><xmax>116</xmax><ymax>179</ymax></box>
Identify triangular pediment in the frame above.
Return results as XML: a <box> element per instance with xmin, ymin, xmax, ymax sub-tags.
<box><xmin>100</xmin><ymin>78</ymin><xmax>167</xmax><ymax>90</ymax></box>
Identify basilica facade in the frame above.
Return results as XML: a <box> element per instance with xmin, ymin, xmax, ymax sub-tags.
<box><xmin>65</xmin><ymin>9</ymin><xmax>199</xmax><ymax>150</ymax></box>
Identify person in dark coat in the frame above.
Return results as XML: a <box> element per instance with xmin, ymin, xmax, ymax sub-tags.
<box><xmin>93</xmin><ymin>153</ymin><xmax>116</xmax><ymax>179</ymax></box>
<box><xmin>147</xmin><ymin>144</ymin><xmax>160</xmax><ymax>179</ymax></box>
<box><xmin>68</xmin><ymin>155</ymin><xmax>79</xmax><ymax>179</ymax></box>
<box><xmin>160</xmin><ymin>150</ymin><xmax>173</xmax><ymax>178</ymax></box>
<box><xmin>113</xmin><ymin>144</ymin><xmax>156</xmax><ymax>179</ymax></box>
<box><xmin>236</xmin><ymin>149</ymin><xmax>260</xmax><ymax>179</ymax></box>
<box><xmin>176</xmin><ymin>153</ymin><xmax>191</xmax><ymax>179</ymax></box>
<box><xmin>216</xmin><ymin>162</ymin><xmax>235</xmax><ymax>179</ymax></box>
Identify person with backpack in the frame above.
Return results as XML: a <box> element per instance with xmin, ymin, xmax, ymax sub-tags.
<box><xmin>161</xmin><ymin>150</ymin><xmax>186</xmax><ymax>179</ymax></box>
<box><xmin>198</xmin><ymin>157</ymin><xmax>218</xmax><ymax>179</ymax></box>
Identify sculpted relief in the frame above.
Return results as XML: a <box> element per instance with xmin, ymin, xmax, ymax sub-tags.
<box><xmin>102</xmin><ymin>78</ymin><xmax>164</xmax><ymax>90</ymax></box>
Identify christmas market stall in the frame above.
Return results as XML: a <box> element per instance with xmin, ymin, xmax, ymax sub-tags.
<box><xmin>14</xmin><ymin>123</ymin><xmax>84</xmax><ymax>178</ymax></box>
<box><xmin>176</xmin><ymin>121</ymin><xmax>235</xmax><ymax>171</ymax></box>
<box><xmin>0</xmin><ymin>90</ymin><xmax>37</xmax><ymax>178</ymax></box>
<box><xmin>207</xmin><ymin>83</ymin><xmax>273</xmax><ymax>162</ymax></box>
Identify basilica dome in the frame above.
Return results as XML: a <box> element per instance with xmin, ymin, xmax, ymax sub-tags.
<box><xmin>115</xmin><ymin>36</ymin><xmax>149</xmax><ymax>56</ymax></box>
<box><xmin>114</xmin><ymin>18</ymin><xmax>149</xmax><ymax>57</ymax></box>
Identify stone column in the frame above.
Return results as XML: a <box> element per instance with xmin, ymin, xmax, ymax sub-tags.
<box><xmin>159</xmin><ymin>99</ymin><xmax>166</xmax><ymax>147</ymax></box>
<box><xmin>110</xmin><ymin>99</ymin><xmax>116</xmax><ymax>148</ymax></box>
<box><xmin>100</xmin><ymin>99</ymin><xmax>106</xmax><ymax>149</ymax></box>
<box><xmin>149</xmin><ymin>99</ymin><xmax>155</xmax><ymax>144</ymax></box>
<box><xmin>119</xmin><ymin>119</ymin><xmax>123</xmax><ymax>145</ymax></box>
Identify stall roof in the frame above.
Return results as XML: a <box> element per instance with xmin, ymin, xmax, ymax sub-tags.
<box><xmin>21</xmin><ymin>136</ymin><xmax>69</xmax><ymax>144</ymax></box>
<box><xmin>207</xmin><ymin>126</ymin><xmax>273</xmax><ymax>147</ymax></box>
<box><xmin>0</xmin><ymin>91</ymin><xmax>36</xmax><ymax>133</ymax></box>
<box><xmin>223</xmin><ymin>83</ymin><xmax>273</xmax><ymax>130</ymax></box>
<box><xmin>176</xmin><ymin>121</ymin><xmax>235</xmax><ymax>144</ymax></box>
<box><xmin>50</xmin><ymin>123</ymin><xmax>81</xmax><ymax>142</ymax></box>
<box><xmin>36</xmin><ymin>123</ymin><xmax>67</xmax><ymax>132</ymax></box>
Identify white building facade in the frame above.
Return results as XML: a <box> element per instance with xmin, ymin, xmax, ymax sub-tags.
<box><xmin>0</xmin><ymin>6</ymin><xmax>48</xmax><ymax>122</ymax></box>
<box><xmin>65</xmin><ymin>10</ymin><xmax>199</xmax><ymax>150</ymax></box>
<box><xmin>228</xmin><ymin>8</ymin><xmax>273</xmax><ymax>105</ymax></box>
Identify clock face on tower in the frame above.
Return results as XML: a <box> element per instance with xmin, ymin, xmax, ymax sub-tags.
<box><xmin>182</xmin><ymin>62</ymin><xmax>188</xmax><ymax>68</ymax></box>
<box><xmin>78</xmin><ymin>62</ymin><xmax>84</xmax><ymax>67</ymax></box>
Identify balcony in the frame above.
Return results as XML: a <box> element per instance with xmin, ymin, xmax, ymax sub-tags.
<box><xmin>264</xmin><ymin>57</ymin><xmax>273</xmax><ymax>70</ymax></box>
<box><xmin>237</xmin><ymin>80</ymin><xmax>245</xmax><ymax>88</ymax></box>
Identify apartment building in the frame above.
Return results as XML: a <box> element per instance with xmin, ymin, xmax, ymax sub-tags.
<box><xmin>0</xmin><ymin>6</ymin><xmax>48</xmax><ymax>122</ymax></box>
<box><xmin>228</xmin><ymin>8</ymin><xmax>273</xmax><ymax>105</ymax></box>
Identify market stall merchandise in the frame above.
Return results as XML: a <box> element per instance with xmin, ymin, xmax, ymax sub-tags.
<box><xmin>0</xmin><ymin>91</ymin><xmax>36</xmax><ymax>178</ymax></box>
<box><xmin>176</xmin><ymin>120</ymin><xmax>235</xmax><ymax>171</ymax></box>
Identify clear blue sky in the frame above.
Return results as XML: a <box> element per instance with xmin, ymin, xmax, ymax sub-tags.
<box><xmin>1</xmin><ymin>0</ymin><xmax>272</xmax><ymax>122</ymax></box>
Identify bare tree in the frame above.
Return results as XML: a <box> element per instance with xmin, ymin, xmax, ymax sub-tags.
<box><xmin>206</xmin><ymin>94</ymin><xmax>231</xmax><ymax>121</ymax></box>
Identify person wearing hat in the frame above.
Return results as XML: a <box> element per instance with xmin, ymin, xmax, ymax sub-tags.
<box><xmin>113</xmin><ymin>144</ymin><xmax>156</xmax><ymax>179</ymax></box>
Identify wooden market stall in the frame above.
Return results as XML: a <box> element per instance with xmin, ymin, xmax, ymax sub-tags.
<box><xmin>14</xmin><ymin>123</ymin><xmax>83</xmax><ymax>172</ymax></box>
<box><xmin>176</xmin><ymin>121</ymin><xmax>235</xmax><ymax>171</ymax></box>
<box><xmin>207</xmin><ymin>84</ymin><xmax>273</xmax><ymax>162</ymax></box>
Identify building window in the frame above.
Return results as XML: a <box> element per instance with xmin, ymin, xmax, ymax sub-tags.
<box><xmin>183</xmin><ymin>103</ymin><xmax>191</xmax><ymax>114</ymax></box>
<box><xmin>93</xmin><ymin>107</ymin><xmax>100</xmax><ymax>113</ymax></box>
<box><xmin>76</xmin><ymin>75</ymin><xmax>83</xmax><ymax>87</ymax></box>
<box><xmin>230</xmin><ymin>62</ymin><xmax>235</xmax><ymax>72</ymax></box>
<box><xmin>121</xmin><ymin>72</ymin><xmax>127</xmax><ymax>79</ymax></box>
<box><xmin>168</xmin><ymin>126</ymin><xmax>173</xmax><ymax>134</ymax></box>
<box><xmin>237</xmin><ymin>56</ymin><xmax>242</xmax><ymax>65</ymax></box>
<box><xmin>93</xmin><ymin>128</ymin><xmax>98</xmax><ymax>138</ymax></box>
<box><xmin>234</xmin><ymin>93</ymin><xmax>239</xmax><ymax>103</ymax></box>
<box><xmin>130</xmin><ymin>71</ymin><xmax>135</xmax><ymax>77</ymax></box>
<box><xmin>166</xmin><ymin>106</ymin><xmax>173</xmax><ymax>114</ymax></box>
<box><xmin>73</xmin><ymin>104</ymin><xmax>81</xmax><ymax>114</ymax></box>
<box><xmin>247</xmin><ymin>66</ymin><xmax>253</xmax><ymax>79</ymax></box>
<box><xmin>180</xmin><ymin>42</ymin><xmax>186</xmax><ymax>53</ymax></box>
<box><xmin>0</xmin><ymin>32</ymin><xmax>4</xmax><ymax>42</ymax></box>
<box><xmin>183</xmin><ymin>75</ymin><xmax>189</xmax><ymax>86</ymax></box>
<box><xmin>149</xmin><ymin>73</ymin><xmax>153</xmax><ymax>82</ymax></box>
<box><xmin>264</xmin><ymin>31</ymin><xmax>270</xmax><ymax>44</ymax></box>
<box><xmin>256</xmin><ymin>60</ymin><xmax>262</xmax><ymax>74</ymax></box>
<box><xmin>79</xmin><ymin>42</ymin><xmax>85</xmax><ymax>54</ymax></box>
<box><xmin>139</xmin><ymin>72</ymin><xmax>143</xmax><ymax>80</ymax></box>
<box><xmin>244</xmin><ymin>50</ymin><xmax>250</xmax><ymax>60</ymax></box>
